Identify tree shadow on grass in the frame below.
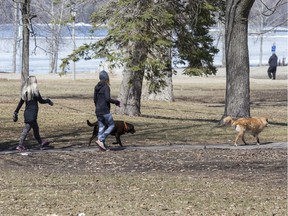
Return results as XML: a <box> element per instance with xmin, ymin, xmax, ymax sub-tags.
<box><xmin>0</xmin><ymin>127</ymin><xmax>90</xmax><ymax>152</ymax></box>
<box><xmin>1</xmin><ymin>117</ymin><xmax>285</xmax><ymax>153</ymax></box>
<box><xmin>141</xmin><ymin>114</ymin><xmax>220</xmax><ymax>123</ymax></box>
<box><xmin>269</xmin><ymin>121</ymin><xmax>287</xmax><ymax>127</ymax></box>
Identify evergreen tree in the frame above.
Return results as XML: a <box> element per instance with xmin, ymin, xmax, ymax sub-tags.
<box><xmin>61</xmin><ymin>0</ymin><xmax>220</xmax><ymax>115</ymax></box>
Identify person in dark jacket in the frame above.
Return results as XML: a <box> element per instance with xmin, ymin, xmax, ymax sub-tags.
<box><xmin>13</xmin><ymin>76</ymin><xmax>53</xmax><ymax>151</ymax></box>
<box><xmin>267</xmin><ymin>53</ymin><xmax>278</xmax><ymax>80</ymax></box>
<box><xmin>94</xmin><ymin>70</ymin><xmax>120</xmax><ymax>151</ymax></box>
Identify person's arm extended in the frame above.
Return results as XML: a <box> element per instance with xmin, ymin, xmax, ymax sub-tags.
<box><xmin>37</xmin><ymin>92</ymin><xmax>53</xmax><ymax>105</ymax></box>
<box><xmin>104</xmin><ymin>86</ymin><xmax>120</xmax><ymax>106</ymax></box>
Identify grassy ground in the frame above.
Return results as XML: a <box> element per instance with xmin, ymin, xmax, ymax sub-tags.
<box><xmin>0</xmin><ymin>66</ymin><xmax>287</xmax><ymax>215</ymax></box>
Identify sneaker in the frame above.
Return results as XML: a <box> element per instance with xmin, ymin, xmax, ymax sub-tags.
<box><xmin>16</xmin><ymin>145</ymin><xmax>27</xmax><ymax>151</ymax></box>
<box><xmin>40</xmin><ymin>141</ymin><xmax>50</xmax><ymax>148</ymax></box>
<box><xmin>103</xmin><ymin>142</ymin><xmax>110</xmax><ymax>151</ymax></box>
<box><xmin>95</xmin><ymin>140</ymin><xmax>107</xmax><ymax>151</ymax></box>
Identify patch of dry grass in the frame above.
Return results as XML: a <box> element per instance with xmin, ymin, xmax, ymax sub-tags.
<box><xmin>0</xmin><ymin>172</ymin><xmax>286</xmax><ymax>216</ymax></box>
<box><xmin>2</xmin><ymin>71</ymin><xmax>287</xmax><ymax>149</ymax></box>
<box><xmin>0</xmin><ymin>69</ymin><xmax>287</xmax><ymax>215</ymax></box>
<box><xmin>0</xmin><ymin>149</ymin><xmax>286</xmax><ymax>215</ymax></box>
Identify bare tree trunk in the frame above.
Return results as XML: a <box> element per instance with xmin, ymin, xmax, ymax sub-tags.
<box><xmin>259</xmin><ymin>34</ymin><xmax>263</xmax><ymax>65</ymax></box>
<box><xmin>259</xmin><ymin>2</ymin><xmax>264</xmax><ymax>66</ymax></box>
<box><xmin>221</xmin><ymin>25</ymin><xmax>226</xmax><ymax>67</ymax></box>
<box><xmin>49</xmin><ymin>1</ymin><xmax>55</xmax><ymax>73</ymax></box>
<box><xmin>49</xmin><ymin>26</ymin><xmax>61</xmax><ymax>74</ymax></box>
<box><xmin>49</xmin><ymin>1</ymin><xmax>64</xmax><ymax>74</ymax></box>
<box><xmin>49</xmin><ymin>28</ymin><xmax>55</xmax><ymax>73</ymax></box>
<box><xmin>21</xmin><ymin>0</ymin><xmax>30</xmax><ymax>84</ymax></box>
<box><xmin>224</xmin><ymin>0</ymin><xmax>255</xmax><ymax>118</ymax></box>
<box><xmin>12</xmin><ymin>2</ymin><xmax>20</xmax><ymax>73</ymax></box>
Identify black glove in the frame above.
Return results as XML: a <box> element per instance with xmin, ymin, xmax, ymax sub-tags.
<box><xmin>115</xmin><ymin>100</ymin><xmax>120</xmax><ymax>107</ymax></box>
<box><xmin>13</xmin><ymin>112</ymin><xmax>18</xmax><ymax>122</ymax></box>
<box><xmin>47</xmin><ymin>99</ymin><xmax>54</xmax><ymax>106</ymax></box>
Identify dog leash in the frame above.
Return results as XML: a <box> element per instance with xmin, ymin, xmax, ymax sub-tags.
<box><xmin>124</xmin><ymin>121</ymin><xmax>128</xmax><ymax>131</ymax></box>
<box><xmin>56</xmin><ymin>103</ymin><xmax>95</xmax><ymax>116</ymax></box>
<box><xmin>0</xmin><ymin>118</ymin><xmax>12</xmax><ymax>123</ymax></box>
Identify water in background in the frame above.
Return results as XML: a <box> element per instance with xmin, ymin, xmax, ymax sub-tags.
<box><xmin>0</xmin><ymin>24</ymin><xmax>287</xmax><ymax>74</ymax></box>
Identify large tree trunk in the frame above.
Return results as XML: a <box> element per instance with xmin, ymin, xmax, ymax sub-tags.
<box><xmin>115</xmin><ymin>42</ymin><xmax>147</xmax><ymax>116</ymax></box>
<box><xmin>116</xmin><ymin>68</ymin><xmax>144</xmax><ymax>116</ymax></box>
<box><xmin>21</xmin><ymin>0</ymin><xmax>30</xmax><ymax>84</ymax></box>
<box><xmin>115</xmin><ymin>0</ymin><xmax>151</xmax><ymax>116</ymax></box>
<box><xmin>224</xmin><ymin>0</ymin><xmax>255</xmax><ymax>118</ymax></box>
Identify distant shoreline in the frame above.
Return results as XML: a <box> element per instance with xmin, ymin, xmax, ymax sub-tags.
<box><xmin>1</xmin><ymin>66</ymin><xmax>287</xmax><ymax>81</ymax></box>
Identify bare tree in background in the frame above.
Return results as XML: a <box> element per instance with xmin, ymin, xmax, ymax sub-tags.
<box><xmin>249</xmin><ymin>0</ymin><xmax>287</xmax><ymax>65</ymax></box>
<box><xmin>49</xmin><ymin>1</ymin><xmax>65</xmax><ymax>74</ymax></box>
<box><xmin>28</xmin><ymin>0</ymin><xmax>69</xmax><ymax>74</ymax></box>
<box><xmin>30</xmin><ymin>0</ymin><xmax>100</xmax><ymax>74</ymax></box>
<box><xmin>12</xmin><ymin>1</ymin><xmax>20</xmax><ymax>73</ymax></box>
<box><xmin>21</xmin><ymin>0</ymin><xmax>31</xmax><ymax>84</ymax></box>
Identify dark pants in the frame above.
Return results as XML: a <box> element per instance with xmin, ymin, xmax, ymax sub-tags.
<box><xmin>19</xmin><ymin>122</ymin><xmax>42</xmax><ymax>146</ymax></box>
<box><xmin>267</xmin><ymin>66</ymin><xmax>277</xmax><ymax>80</ymax></box>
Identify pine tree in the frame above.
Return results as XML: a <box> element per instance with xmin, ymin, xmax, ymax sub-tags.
<box><xmin>61</xmin><ymin>0</ymin><xmax>220</xmax><ymax>115</ymax></box>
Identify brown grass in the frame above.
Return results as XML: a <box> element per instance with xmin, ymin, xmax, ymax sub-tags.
<box><xmin>0</xmin><ymin>67</ymin><xmax>287</xmax><ymax>215</ymax></box>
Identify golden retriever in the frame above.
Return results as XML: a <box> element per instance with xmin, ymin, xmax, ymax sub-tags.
<box><xmin>222</xmin><ymin>116</ymin><xmax>268</xmax><ymax>146</ymax></box>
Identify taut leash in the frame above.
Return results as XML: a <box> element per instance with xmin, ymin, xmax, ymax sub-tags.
<box><xmin>56</xmin><ymin>103</ymin><xmax>95</xmax><ymax>116</ymax></box>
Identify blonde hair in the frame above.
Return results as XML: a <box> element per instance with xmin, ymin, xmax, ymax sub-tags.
<box><xmin>21</xmin><ymin>76</ymin><xmax>39</xmax><ymax>101</ymax></box>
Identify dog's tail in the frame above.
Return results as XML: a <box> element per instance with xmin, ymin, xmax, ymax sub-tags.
<box><xmin>87</xmin><ymin>120</ymin><xmax>97</xmax><ymax>127</ymax></box>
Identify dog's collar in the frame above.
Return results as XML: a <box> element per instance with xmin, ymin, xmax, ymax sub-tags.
<box><xmin>124</xmin><ymin>122</ymin><xmax>128</xmax><ymax>132</ymax></box>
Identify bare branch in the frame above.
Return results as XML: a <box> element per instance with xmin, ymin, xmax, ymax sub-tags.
<box><xmin>260</xmin><ymin>0</ymin><xmax>285</xmax><ymax>16</ymax></box>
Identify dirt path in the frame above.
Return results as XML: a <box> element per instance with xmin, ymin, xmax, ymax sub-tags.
<box><xmin>0</xmin><ymin>142</ymin><xmax>286</xmax><ymax>155</ymax></box>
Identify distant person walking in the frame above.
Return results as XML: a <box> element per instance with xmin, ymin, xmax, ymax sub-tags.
<box><xmin>94</xmin><ymin>70</ymin><xmax>120</xmax><ymax>151</ymax></box>
<box><xmin>267</xmin><ymin>53</ymin><xmax>278</xmax><ymax>80</ymax></box>
<box><xmin>13</xmin><ymin>76</ymin><xmax>53</xmax><ymax>151</ymax></box>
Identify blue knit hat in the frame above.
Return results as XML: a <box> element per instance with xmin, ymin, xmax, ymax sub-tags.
<box><xmin>99</xmin><ymin>70</ymin><xmax>109</xmax><ymax>81</ymax></box>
